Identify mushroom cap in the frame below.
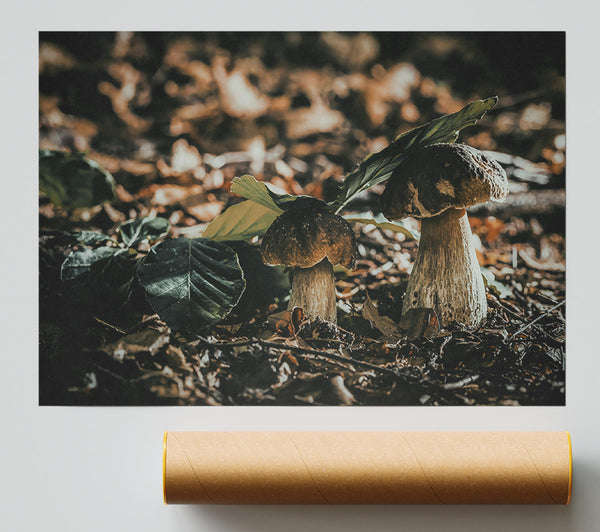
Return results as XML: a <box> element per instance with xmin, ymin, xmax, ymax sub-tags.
<box><xmin>381</xmin><ymin>143</ymin><xmax>508</xmax><ymax>220</ymax></box>
<box><xmin>262</xmin><ymin>205</ymin><xmax>358</xmax><ymax>269</ymax></box>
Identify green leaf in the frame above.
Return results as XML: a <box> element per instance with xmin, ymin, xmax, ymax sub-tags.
<box><xmin>203</xmin><ymin>175</ymin><xmax>284</xmax><ymax>241</ymax></box>
<box><xmin>61</xmin><ymin>246</ymin><xmax>121</xmax><ymax>281</ymax></box>
<box><xmin>65</xmin><ymin>231</ymin><xmax>117</xmax><ymax>247</ymax></box>
<box><xmin>137</xmin><ymin>238</ymin><xmax>246</xmax><ymax>337</ymax></box>
<box><xmin>205</xmin><ymin>175</ymin><xmax>328</xmax><ymax>242</ymax></box>
<box><xmin>230</xmin><ymin>175</ymin><xmax>285</xmax><ymax>212</ymax></box>
<box><xmin>60</xmin><ymin>246</ymin><xmax>138</xmax><ymax>308</ymax></box>
<box><xmin>203</xmin><ymin>199</ymin><xmax>279</xmax><ymax>241</ymax></box>
<box><xmin>39</xmin><ymin>149</ymin><xmax>115</xmax><ymax>209</ymax></box>
<box><xmin>334</xmin><ymin>97</ymin><xmax>498</xmax><ymax>209</ymax></box>
<box><xmin>233</xmin><ymin>174</ymin><xmax>326</xmax><ymax>211</ymax></box>
<box><xmin>343</xmin><ymin>212</ymin><xmax>419</xmax><ymax>240</ymax></box>
<box><xmin>117</xmin><ymin>217</ymin><xmax>170</xmax><ymax>247</ymax></box>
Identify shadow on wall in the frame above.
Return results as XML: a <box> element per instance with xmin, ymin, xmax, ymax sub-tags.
<box><xmin>178</xmin><ymin>503</ymin><xmax>573</xmax><ymax>532</ymax></box>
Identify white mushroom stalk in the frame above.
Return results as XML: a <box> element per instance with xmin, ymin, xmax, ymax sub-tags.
<box><xmin>403</xmin><ymin>207</ymin><xmax>486</xmax><ymax>328</ymax></box>
<box><xmin>288</xmin><ymin>259</ymin><xmax>337</xmax><ymax>323</ymax></box>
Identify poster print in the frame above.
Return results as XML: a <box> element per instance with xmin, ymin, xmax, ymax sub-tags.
<box><xmin>39</xmin><ymin>32</ymin><xmax>565</xmax><ymax>406</ymax></box>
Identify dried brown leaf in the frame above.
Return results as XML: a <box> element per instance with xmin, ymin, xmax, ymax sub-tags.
<box><xmin>213</xmin><ymin>57</ymin><xmax>270</xmax><ymax>119</ymax></box>
<box><xmin>362</xmin><ymin>292</ymin><xmax>402</xmax><ymax>340</ymax></box>
<box><xmin>285</xmin><ymin>101</ymin><xmax>345</xmax><ymax>139</ymax></box>
<box><xmin>398</xmin><ymin>307</ymin><xmax>440</xmax><ymax>340</ymax></box>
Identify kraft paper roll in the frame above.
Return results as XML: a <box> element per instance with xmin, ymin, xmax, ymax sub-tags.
<box><xmin>163</xmin><ymin>431</ymin><xmax>572</xmax><ymax>505</ymax></box>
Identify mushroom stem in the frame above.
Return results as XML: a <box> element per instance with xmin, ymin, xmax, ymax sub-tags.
<box><xmin>289</xmin><ymin>258</ymin><xmax>337</xmax><ymax>323</ymax></box>
<box><xmin>403</xmin><ymin>208</ymin><xmax>487</xmax><ymax>328</ymax></box>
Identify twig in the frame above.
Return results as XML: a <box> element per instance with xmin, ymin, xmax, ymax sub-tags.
<box><xmin>443</xmin><ymin>375</ymin><xmax>480</xmax><ymax>390</ymax></box>
<box><xmin>303</xmin><ymin>338</ymin><xmax>346</xmax><ymax>348</ymax></box>
<box><xmin>496</xmin><ymin>301</ymin><xmax>560</xmax><ymax>344</ymax></box>
<box><xmin>194</xmin><ymin>338</ymin><xmax>478</xmax><ymax>398</ymax></box>
<box><xmin>195</xmin><ymin>337</ymin><xmax>405</xmax><ymax>378</ymax></box>
<box><xmin>496</xmin><ymin>300</ymin><xmax>526</xmax><ymax>322</ymax></box>
<box><xmin>92</xmin><ymin>315</ymin><xmax>126</xmax><ymax>335</ymax></box>
<box><xmin>507</xmin><ymin>300</ymin><xmax>565</xmax><ymax>340</ymax></box>
<box><xmin>124</xmin><ymin>314</ymin><xmax>162</xmax><ymax>334</ymax></box>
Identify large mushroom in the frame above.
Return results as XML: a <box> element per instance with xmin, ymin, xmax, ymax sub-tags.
<box><xmin>381</xmin><ymin>143</ymin><xmax>508</xmax><ymax>329</ymax></box>
<box><xmin>261</xmin><ymin>205</ymin><xmax>358</xmax><ymax>323</ymax></box>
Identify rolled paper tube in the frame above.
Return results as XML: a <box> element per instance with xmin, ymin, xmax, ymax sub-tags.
<box><xmin>163</xmin><ymin>431</ymin><xmax>572</xmax><ymax>505</ymax></box>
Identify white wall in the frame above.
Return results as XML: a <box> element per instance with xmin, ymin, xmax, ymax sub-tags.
<box><xmin>2</xmin><ymin>2</ymin><xmax>599</xmax><ymax>530</ymax></box>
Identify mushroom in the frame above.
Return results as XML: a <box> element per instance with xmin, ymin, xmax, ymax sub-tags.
<box><xmin>381</xmin><ymin>143</ymin><xmax>508</xmax><ymax>329</ymax></box>
<box><xmin>261</xmin><ymin>205</ymin><xmax>358</xmax><ymax>323</ymax></box>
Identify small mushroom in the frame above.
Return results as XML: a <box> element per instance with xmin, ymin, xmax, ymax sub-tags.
<box><xmin>261</xmin><ymin>205</ymin><xmax>358</xmax><ymax>323</ymax></box>
<box><xmin>381</xmin><ymin>143</ymin><xmax>508</xmax><ymax>329</ymax></box>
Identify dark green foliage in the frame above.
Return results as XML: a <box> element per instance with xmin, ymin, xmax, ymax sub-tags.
<box><xmin>137</xmin><ymin>238</ymin><xmax>246</xmax><ymax>338</ymax></box>
<box><xmin>39</xmin><ymin>149</ymin><xmax>115</xmax><ymax>208</ymax></box>
<box><xmin>65</xmin><ymin>231</ymin><xmax>117</xmax><ymax>246</ymax></box>
<box><xmin>61</xmin><ymin>246</ymin><xmax>138</xmax><ymax>308</ymax></box>
<box><xmin>334</xmin><ymin>97</ymin><xmax>498</xmax><ymax>209</ymax></box>
<box><xmin>117</xmin><ymin>217</ymin><xmax>170</xmax><ymax>247</ymax></box>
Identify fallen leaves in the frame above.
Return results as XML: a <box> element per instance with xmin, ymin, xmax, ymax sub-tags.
<box><xmin>270</xmin><ymin>307</ymin><xmax>309</xmax><ymax>337</ymax></box>
<box><xmin>98</xmin><ymin>62</ymin><xmax>152</xmax><ymax>132</ymax></box>
<box><xmin>184</xmin><ymin>201</ymin><xmax>224</xmax><ymax>222</ymax></box>
<box><xmin>39</xmin><ymin>42</ymin><xmax>78</xmax><ymax>74</ymax></box>
<box><xmin>157</xmin><ymin>138</ymin><xmax>204</xmax><ymax>178</ymax></box>
<box><xmin>518</xmin><ymin>242</ymin><xmax>566</xmax><ymax>272</ymax></box>
<box><xmin>39</xmin><ymin>95</ymin><xmax>98</xmax><ymax>152</ymax></box>
<box><xmin>213</xmin><ymin>56</ymin><xmax>270</xmax><ymax>119</ymax></box>
<box><xmin>319</xmin><ymin>32</ymin><xmax>380</xmax><ymax>70</ymax></box>
<box><xmin>364</xmin><ymin>63</ymin><xmax>422</xmax><ymax>127</ymax></box>
<box><xmin>285</xmin><ymin>99</ymin><xmax>346</xmax><ymax>139</ymax></box>
<box><xmin>138</xmin><ymin>183</ymin><xmax>204</xmax><ymax>206</ymax></box>
<box><xmin>398</xmin><ymin>308</ymin><xmax>440</xmax><ymax>340</ymax></box>
<box><xmin>362</xmin><ymin>292</ymin><xmax>402</xmax><ymax>340</ymax></box>
<box><xmin>99</xmin><ymin>329</ymin><xmax>170</xmax><ymax>363</ymax></box>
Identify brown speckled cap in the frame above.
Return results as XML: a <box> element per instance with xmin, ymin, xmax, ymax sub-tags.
<box><xmin>262</xmin><ymin>206</ymin><xmax>357</xmax><ymax>269</ymax></box>
<box><xmin>381</xmin><ymin>143</ymin><xmax>508</xmax><ymax>220</ymax></box>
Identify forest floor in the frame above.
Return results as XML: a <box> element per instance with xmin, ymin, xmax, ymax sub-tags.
<box><xmin>39</xmin><ymin>32</ymin><xmax>565</xmax><ymax>405</ymax></box>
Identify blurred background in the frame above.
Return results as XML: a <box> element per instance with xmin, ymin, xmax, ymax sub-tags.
<box><xmin>39</xmin><ymin>31</ymin><xmax>565</xmax><ymax>230</ymax></box>
<box><xmin>39</xmin><ymin>32</ymin><xmax>566</xmax><ymax>406</ymax></box>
